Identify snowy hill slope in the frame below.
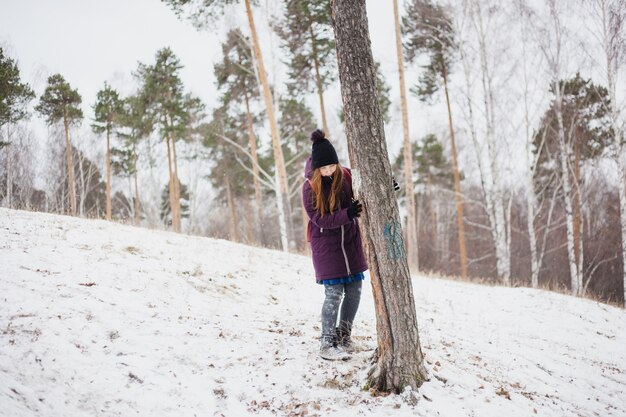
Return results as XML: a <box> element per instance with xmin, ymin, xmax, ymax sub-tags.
<box><xmin>1</xmin><ymin>208</ymin><xmax>625</xmax><ymax>417</ymax></box>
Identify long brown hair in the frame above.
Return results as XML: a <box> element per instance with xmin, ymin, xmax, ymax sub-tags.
<box><xmin>310</xmin><ymin>163</ymin><xmax>344</xmax><ymax>216</ymax></box>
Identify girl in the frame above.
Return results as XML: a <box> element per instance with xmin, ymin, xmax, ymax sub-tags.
<box><xmin>301</xmin><ymin>129</ymin><xmax>367</xmax><ymax>361</ymax></box>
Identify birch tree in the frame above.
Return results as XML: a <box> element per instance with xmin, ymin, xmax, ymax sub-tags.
<box><xmin>74</xmin><ymin>147</ymin><xmax>106</xmax><ymax>217</ymax></box>
<box><xmin>535</xmin><ymin>0</ymin><xmax>586</xmax><ymax>295</ymax></box>
<box><xmin>331</xmin><ymin>0</ymin><xmax>428</xmax><ymax>392</ymax></box>
<box><xmin>582</xmin><ymin>0</ymin><xmax>626</xmax><ymax>303</ymax></box>
<box><xmin>534</xmin><ymin>74</ymin><xmax>612</xmax><ymax>295</ymax></box>
<box><xmin>458</xmin><ymin>0</ymin><xmax>511</xmax><ymax>284</ymax></box>
<box><xmin>36</xmin><ymin>74</ymin><xmax>83</xmax><ymax>216</ymax></box>
<box><xmin>516</xmin><ymin>0</ymin><xmax>545</xmax><ymax>288</ymax></box>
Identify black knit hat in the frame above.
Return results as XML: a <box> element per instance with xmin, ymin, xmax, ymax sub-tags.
<box><xmin>310</xmin><ymin>129</ymin><xmax>338</xmax><ymax>170</ymax></box>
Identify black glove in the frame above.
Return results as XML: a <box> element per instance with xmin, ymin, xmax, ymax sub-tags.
<box><xmin>393</xmin><ymin>177</ymin><xmax>400</xmax><ymax>191</ymax></box>
<box><xmin>347</xmin><ymin>199</ymin><xmax>363</xmax><ymax>220</ymax></box>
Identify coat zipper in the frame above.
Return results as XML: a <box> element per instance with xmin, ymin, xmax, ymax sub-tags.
<box><xmin>340</xmin><ymin>224</ymin><xmax>351</xmax><ymax>275</ymax></box>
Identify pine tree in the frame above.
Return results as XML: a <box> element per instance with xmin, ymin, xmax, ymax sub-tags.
<box><xmin>0</xmin><ymin>48</ymin><xmax>35</xmax><ymax>208</ymax></box>
<box><xmin>0</xmin><ymin>48</ymin><xmax>35</xmax><ymax>148</ymax></box>
<box><xmin>163</xmin><ymin>0</ymin><xmax>295</xmax><ymax>251</ymax></box>
<box><xmin>35</xmin><ymin>74</ymin><xmax>83</xmax><ymax>215</ymax></box>
<box><xmin>275</xmin><ymin>0</ymin><xmax>336</xmax><ymax>133</ymax></box>
<box><xmin>135</xmin><ymin>48</ymin><xmax>203</xmax><ymax>232</ymax></box>
<box><xmin>160</xmin><ymin>180</ymin><xmax>190</xmax><ymax>226</ymax></box>
<box><xmin>92</xmin><ymin>83</ymin><xmax>123</xmax><ymax>220</ymax></box>
<box><xmin>215</xmin><ymin>28</ymin><xmax>265</xmax><ymax>242</ymax></box>
<box><xmin>533</xmin><ymin>73</ymin><xmax>612</xmax><ymax>295</ymax></box>
<box><xmin>403</xmin><ymin>0</ymin><xmax>468</xmax><ymax>277</ymax></box>
<box><xmin>114</xmin><ymin>94</ymin><xmax>152</xmax><ymax>225</ymax></box>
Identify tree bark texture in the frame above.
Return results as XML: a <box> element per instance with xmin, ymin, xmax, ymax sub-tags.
<box><xmin>171</xmin><ymin>133</ymin><xmax>182</xmax><ymax>232</ymax></box>
<box><xmin>105</xmin><ymin>127</ymin><xmax>112</xmax><ymax>220</ymax></box>
<box><xmin>244</xmin><ymin>196</ymin><xmax>254</xmax><ymax>244</ymax></box>
<box><xmin>597</xmin><ymin>0</ymin><xmax>626</xmax><ymax>304</ymax></box>
<box><xmin>555</xmin><ymin>87</ymin><xmax>580</xmax><ymax>296</ymax></box>
<box><xmin>331</xmin><ymin>0</ymin><xmax>428</xmax><ymax>393</ymax></box>
<box><xmin>62</xmin><ymin>112</ymin><xmax>76</xmax><ymax>216</ymax></box>
<box><xmin>226</xmin><ymin>176</ymin><xmax>239</xmax><ymax>242</ymax></box>
<box><xmin>471</xmin><ymin>0</ymin><xmax>510</xmax><ymax>285</ymax></box>
<box><xmin>442</xmin><ymin>61</ymin><xmax>468</xmax><ymax>278</ymax></box>
<box><xmin>244</xmin><ymin>91</ymin><xmax>263</xmax><ymax>244</ymax></box>
<box><xmin>133</xmin><ymin>144</ymin><xmax>141</xmax><ymax>226</ymax></box>
<box><xmin>392</xmin><ymin>0</ymin><xmax>419</xmax><ymax>271</ymax></box>
<box><xmin>5</xmin><ymin>126</ymin><xmax>12</xmax><ymax>208</ymax></box>
<box><xmin>165</xmin><ymin>136</ymin><xmax>178</xmax><ymax>231</ymax></box>
<box><xmin>245</xmin><ymin>0</ymin><xmax>293</xmax><ymax>251</ymax></box>
<box><xmin>573</xmin><ymin>143</ymin><xmax>584</xmax><ymax>291</ymax></box>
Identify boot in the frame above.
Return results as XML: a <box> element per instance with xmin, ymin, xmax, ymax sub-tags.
<box><xmin>319</xmin><ymin>335</ymin><xmax>351</xmax><ymax>361</ymax></box>
<box><xmin>336</xmin><ymin>323</ymin><xmax>354</xmax><ymax>353</ymax></box>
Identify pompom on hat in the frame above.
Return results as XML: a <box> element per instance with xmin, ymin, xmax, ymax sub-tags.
<box><xmin>310</xmin><ymin>129</ymin><xmax>338</xmax><ymax>170</ymax></box>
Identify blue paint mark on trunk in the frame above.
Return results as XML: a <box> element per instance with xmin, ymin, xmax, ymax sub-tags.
<box><xmin>383</xmin><ymin>222</ymin><xmax>406</xmax><ymax>260</ymax></box>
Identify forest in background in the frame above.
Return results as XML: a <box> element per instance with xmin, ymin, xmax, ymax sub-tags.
<box><xmin>1</xmin><ymin>0</ymin><xmax>625</xmax><ymax>305</ymax></box>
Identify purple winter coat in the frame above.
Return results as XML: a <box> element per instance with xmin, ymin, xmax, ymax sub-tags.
<box><xmin>301</xmin><ymin>157</ymin><xmax>368</xmax><ymax>282</ymax></box>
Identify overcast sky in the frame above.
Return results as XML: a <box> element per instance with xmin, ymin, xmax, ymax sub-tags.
<box><xmin>1</xmin><ymin>1</ymin><xmax>397</xmax><ymax>114</ymax></box>
<box><xmin>2</xmin><ymin>0</ymin><xmax>221</xmax><ymax>111</ymax></box>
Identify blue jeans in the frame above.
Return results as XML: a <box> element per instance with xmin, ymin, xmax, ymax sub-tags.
<box><xmin>321</xmin><ymin>280</ymin><xmax>362</xmax><ymax>341</ymax></box>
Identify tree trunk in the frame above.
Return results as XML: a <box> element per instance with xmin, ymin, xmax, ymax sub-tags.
<box><xmin>63</xmin><ymin>112</ymin><xmax>76</xmax><ymax>215</ymax></box>
<box><xmin>225</xmin><ymin>176</ymin><xmax>239</xmax><ymax>242</ymax></box>
<box><xmin>244</xmin><ymin>91</ymin><xmax>263</xmax><ymax>243</ymax></box>
<box><xmin>427</xmin><ymin>174</ymin><xmax>437</xmax><ymax>258</ymax></box>
<box><xmin>519</xmin><ymin>9</ymin><xmax>540</xmax><ymax>288</ymax></box>
<box><xmin>600</xmin><ymin>0</ymin><xmax>626</xmax><ymax>305</ymax></box>
<box><xmin>392</xmin><ymin>0</ymin><xmax>418</xmax><ymax>271</ymax></box>
<box><xmin>77</xmin><ymin>150</ymin><xmax>86</xmax><ymax>216</ymax></box>
<box><xmin>573</xmin><ymin>141</ymin><xmax>583</xmax><ymax>292</ymax></box>
<box><xmin>5</xmin><ymin>125</ymin><xmax>11</xmax><ymax>208</ymax></box>
<box><xmin>133</xmin><ymin>143</ymin><xmax>141</xmax><ymax>226</ymax></box>
<box><xmin>105</xmin><ymin>127</ymin><xmax>112</xmax><ymax>220</ymax></box>
<box><xmin>244</xmin><ymin>196</ymin><xmax>254</xmax><ymax>244</ymax></box>
<box><xmin>165</xmin><ymin>136</ymin><xmax>177</xmax><ymax>230</ymax></box>
<box><xmin>171</xmin><ymin>134</ymin><xmax>182</xmax><ymax>231</ymax></box>
<box><xmin>442</xmin><ymin>61</ymin><xmax>468</xmax><ymax>278</ymax></box>
<box><xmin>555</xmin><ymin>87</ymin><xmax>579</xmax><ymax>296</ymax></box>
<box><xmin>331</xmin><ymin>0</ymin><xmax>428</xmax><ymax>393</ymax></box>
<box><xmin>616</xmin><ymin>139</ymin><xmax>626</xmax><ymax>305</ymax></box>
<box><xmin>308</xmin><ymin>18</ymin><xmax>329</xmax><ymax>134</ymax></box>
<box><xmin>244</xmin><ymin>0</ymin><xmax>293</xmax><ymax>251</ymax></box>
<box><xmin>471</xmin><ymin>0</ymin><xmax>510</xmax><ymax>285</ymax></box>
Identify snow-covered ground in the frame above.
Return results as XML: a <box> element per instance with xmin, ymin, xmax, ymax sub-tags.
<box><xmin>1</xmin><ymin>207</ymin><xmax>625</xmax><ymax>417</ymax></box>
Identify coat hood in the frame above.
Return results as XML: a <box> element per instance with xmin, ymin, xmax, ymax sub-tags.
<box><xmin>304</xmin><ymin>156</ymin><xmax>313</xmax><ymax>180</ymax></box>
